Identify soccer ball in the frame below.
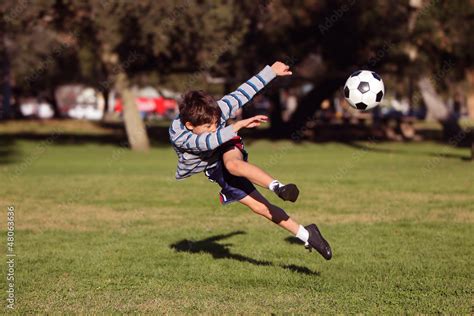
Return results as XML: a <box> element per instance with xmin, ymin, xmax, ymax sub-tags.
<box><xmin>343</xmin><ymin>70</ymin><xmax>385</xmax><ymax>110</ymax></box>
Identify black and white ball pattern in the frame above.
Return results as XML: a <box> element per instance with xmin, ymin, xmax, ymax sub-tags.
<box><xmin>343</xmin><ymin>70</ymin><xmax>385</xmax><ymax>110</ymax></box>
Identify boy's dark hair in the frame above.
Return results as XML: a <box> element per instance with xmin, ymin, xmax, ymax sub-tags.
<box><xmin>179</xmin><ymin>90</ymin><xmax>221</xmax><ymax>126</ymax></box>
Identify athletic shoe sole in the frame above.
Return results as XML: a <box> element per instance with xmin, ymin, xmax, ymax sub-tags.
<box><xmin>305</xmin><ymin>223</ymin><xmax>332</xmax><ymax>260</ymax></box>
<box><xmin>277</xmin><ymin>184</ymin><xmax>299</xmax><ymax>202</ymax></box>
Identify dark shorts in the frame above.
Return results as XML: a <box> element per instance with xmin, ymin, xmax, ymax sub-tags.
<box><xmin>205</xmin><ymin>137</ymin><xmax>256</xmax><ymax>205</ymax></box>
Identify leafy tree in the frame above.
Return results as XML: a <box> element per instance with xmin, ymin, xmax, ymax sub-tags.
<box><xmin>2</xmin><ymin>0</ymin><xmax>472</xmax><ymax>143</ymax></box>
<box><xmin>2</xmin><ymin>0</ymin><xmax>248</xmax><ymax>151</ymax></box>
<box><xmin>1</xmin><ymin>0</ymin><xmax>73</xmax><ymax>118</ymax></box>
<box><xmin>229</xmin><ymin>0</ymin><xmax>473</xmax><ymax>138</ymax></box>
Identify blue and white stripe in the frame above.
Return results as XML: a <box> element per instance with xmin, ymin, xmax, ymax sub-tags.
<box><xmin>216</xmin><ymin>65</ymin><xmax>276</xmax><ymax>120</ymax></box>
<box><xmin>170</xmin><ymin>65</ymin><xmax>276</xmax><ymax>179</ymax></box>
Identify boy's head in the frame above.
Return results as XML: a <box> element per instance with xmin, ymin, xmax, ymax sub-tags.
<box><xmin>179</xmin><ymin>90</ymin><xmax>221</xmax><ymax>134</ymax></box>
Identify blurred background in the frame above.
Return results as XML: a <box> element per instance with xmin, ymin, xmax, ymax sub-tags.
<box><xmin>1</xmin><ymin>1</ymin><xmax>473</xmax><ymax>313</ymax></box>
<box><xmin>1</xmin><ymin>0</ymin><xmax>473</xmax><ymax>151</ymax></box>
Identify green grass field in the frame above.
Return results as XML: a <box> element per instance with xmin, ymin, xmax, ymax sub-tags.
<box><xmin>0</xmin><ymin>125</ymin><xmax>473</xmax><ymax>313</ymax></box>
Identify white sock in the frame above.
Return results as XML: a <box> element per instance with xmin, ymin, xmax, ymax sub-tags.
<box><xmin>296</xmin><ymin>225</ymin><xmax>309</xmax><ymax>245</ymax></box>
<box><xmin>268</xmin><ymin>180</ymin><xmax>283</xmax><ymax>192</ymax></box>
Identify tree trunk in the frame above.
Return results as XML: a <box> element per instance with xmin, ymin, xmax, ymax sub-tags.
<box><xmin>269</xmin><ymin>90</ymin><xmax>284</xmax><ymax>138</ymax></box>
<box><xmin>0</xmin><ymin>32</ymin><xmax>11</xmax><ymax>120</ymax></box>
<box><xmin>466</xmin><ymin>69</ymin><xmax>474</xmax><ymax>120</ymax></box>
<box><xmin>471</xmin><ymin>134</ymin><xmax>474</xmax><ymax>161</ymax></box>
<box><xmin>418</xmin><ymin>77</ymin><xmax>463</xmax><ymax>141</ymax></box>
<box><xmin>115</xmin><ymin>72</ymin><xmax>150</xmax><ymax>152</ymax></box>
<box><xmin>0</xmin><ymin>58</ymin><xmax>11</xmax><ymax>120</ymax></box>
<box><xmin>467</xmin><ymin>69</ymin><xmax>474</xmax><ymax>160</ymax></box>
<box><xmin>418</xmin><ymin>77</ymin><xmax>449</xmax><ymax>121</ymax></box>
<box><xmin>286</xmin><ymin>78</ymin><xmax>342</xmax><ymax>138</ymax></box>
<box><xmin>100</xmin><ymin>43</ymin><xmax>150</xmax><ymax>152</ymax></box>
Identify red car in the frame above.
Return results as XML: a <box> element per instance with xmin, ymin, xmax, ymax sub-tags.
<box><xmin>114</xmin><ymin>96</ymin><xmax>178</xmax><ymax>118</ymax></box>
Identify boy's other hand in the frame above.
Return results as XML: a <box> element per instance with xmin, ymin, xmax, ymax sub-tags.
<box><xmin>233</xmin><ymin>115</ymin><xmax>268</xmax><ymax>132</ymax></box>
<box><xmin>271</xmin><ymin>61</ymin><xmax>292</xmax><ymax>76</ymax></box>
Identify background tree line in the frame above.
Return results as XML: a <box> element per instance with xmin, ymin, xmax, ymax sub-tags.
<box><xmin>1</xmin><ymin>0</ymin><xmax>473</xmax><ymax>150</ymax></box>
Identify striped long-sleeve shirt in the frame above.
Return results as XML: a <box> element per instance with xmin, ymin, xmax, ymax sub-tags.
<box><xmin>169</xmin><ymin>65</ymin><xmax>276</xmax><ymax>179</ymax></box>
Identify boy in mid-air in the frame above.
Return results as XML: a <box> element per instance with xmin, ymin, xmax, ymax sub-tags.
<box><xmin>169</xmin><ymin>62</ymin><xmax>332</xmax><ymax>260</ymax></box>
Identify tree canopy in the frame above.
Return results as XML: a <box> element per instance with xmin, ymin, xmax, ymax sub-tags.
<box><xmin>1</xmin><ymin>0</ymin><xmax>473</xmax><ymax>130</ymax></box>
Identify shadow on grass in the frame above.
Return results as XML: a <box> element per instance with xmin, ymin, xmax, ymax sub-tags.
<box><xmin>0</xmin><ymin>132</ymin><xmax>128</xmax><ymax>146</ymax></box>
<box><xmin>2</xmin><ymin>120</ymin><xmax>472</xmax><ymax>160</ymax></box>
<box><xmin>0</xmin><ymin>122</ymin><xmax>173</xmax><ymax>148</ymax></box>
<box><xmin>342</xmin><ymin>141</ymin><xmax>473</xmax><ymax>162</ymax></box>
<box><xmin>428</xmin><ymin>152</ymin><xmax>473</xmax><ymax>161</ymax></box>
<box><xmin>171</xmin><ymin>231</ymin><xmax>320</xmax><ymax>276</ymax></box>
<box><xmin>284</xmin><ymin>236</ymin><xmax>305</xmax><ymax>245</ymax></box>
<box><xmin>0</xmin><ymin>137</ymin><xmax>21</xmax><ymax>165</ymax></box>
<box><xmin>171</xmin><ymin>231</ymin><xmax>272</xmax><ymax>266</ymax></box>
<box><xmin>282</xmin><ymin>264</ymin><xmax>319</xmax><ymax>276</ymax></box>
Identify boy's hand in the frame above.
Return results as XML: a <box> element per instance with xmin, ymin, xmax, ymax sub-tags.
<box><xmin>271</xmin><ymin>61</ymin><xmax>292</xmax><ymax>76</ymax></box>
<box><xmin>232</xmin><ymin>115</ymin><xmax>268</xmax><ymax>132</ymax></box>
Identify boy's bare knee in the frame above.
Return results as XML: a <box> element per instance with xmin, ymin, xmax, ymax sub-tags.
<box><xmin>225</xmin><ymin>159</ymin><xmax>242</xmax><ymax>175</ymax></box>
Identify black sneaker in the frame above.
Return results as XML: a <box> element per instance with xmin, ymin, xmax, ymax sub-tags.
<box><xmin>304</xmin><ymin>224</ymin><xmax>332</xmax><ymax>260</ymax></box>
<box><xmin>274</xmin><ymin>183</ymin><xmax>299</xmax><ymax>202</ymax></box>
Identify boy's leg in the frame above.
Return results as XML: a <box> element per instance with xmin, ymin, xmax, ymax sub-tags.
<box><xmin>223</xmin><ymin>147</ymin><xmax>300</xmax><ymax>202</ymax></box>
<box><xmin>239</xmin><ymin>189</ymin><xmax>332</xmax><ymax>260</ymax></box>
<box><xmin>222</xmin><ymin>147</ymin><xmax>273</xmax><ymax>188</ymax></box>
<box><xmin>239</xmin><ymin>189</ymin><xmax>299</xmax><ymax>234</ymax></box>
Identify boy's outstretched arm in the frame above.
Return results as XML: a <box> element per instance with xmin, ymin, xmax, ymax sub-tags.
<box><xmin>217</xmin><ymin>61</ymin><xmax>292</xmax><ymax>120</ymax></box>
<box><xmin>169</xmin><ymin>115</ymin><xmax>269</xmax><ymax>153</ymax></box>
<box><xmin>170</xmin><ymin>122</ymin><xmax>237</xmax><ymax>153</ymax></box>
